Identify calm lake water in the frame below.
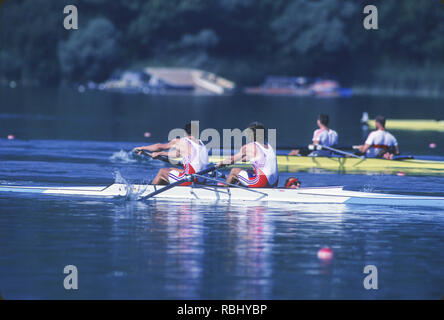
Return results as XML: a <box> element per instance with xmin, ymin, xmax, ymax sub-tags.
<box><xmin>0</xmin><ymin>87</ymin><xmax>443</xmax><ymax>299</ymax></box>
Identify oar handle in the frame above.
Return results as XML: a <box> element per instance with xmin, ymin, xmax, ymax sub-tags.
<box><xmin>137</xmin><ymin>149</ymin><xmax>183</xmax><ymax>167</ymax></box>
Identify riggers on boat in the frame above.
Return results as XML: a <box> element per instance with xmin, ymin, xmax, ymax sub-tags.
<box><xmin>208</xmin><ymin>155</ymin><xmax>444</xmax><ymax>175</ymax></box>
<box><xmin>1</xmin><ymin>183</ymin><xmax>444</xmax><ymax>208</ymax></box>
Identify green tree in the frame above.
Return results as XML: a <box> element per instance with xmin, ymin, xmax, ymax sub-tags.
<box><xmin>58</xmin><ymin>17</ymin><xmax>121</xmax><ymax>83</ymax></box>
<box><xmin>1</xmin><ymin>0</ymin><xmax>66</xmax><ymax>85</ymax></box>
<box><xmin>272</xmin><ymin>0</ymin><xmax>357</xmax><ymax>55</ymax></box>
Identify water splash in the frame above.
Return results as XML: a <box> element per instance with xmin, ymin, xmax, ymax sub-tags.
<box><xmin>112</xmin><ymin>170</ymin><xmax>148</xmax><ymax>201</ymax></box>
<box><xmin>130</xmin><ymin>177</ymin><xmax>152</xmax><ymax>201</ymax></box>
<box><xmin>113</xmin><ymin>170</ymin><xmax>131</xmax><ymax>199</ymax></box>
<box><xmin>113</xmin><ymin>170</ymin><xmax>129</xmax><ymax>184</ymax></box>
<box><xmin>109</xmin><ymin>150</ymin><xmax>137</xmax><ymax>163</ymax></box>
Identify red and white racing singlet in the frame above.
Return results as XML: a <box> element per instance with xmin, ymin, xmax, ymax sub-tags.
<box><xmin>168</xmin><ymin>138</ymin><xmax>209</xmax><ymax>186</ymax></box>
<box><xmin>237</xmin><ymin>142</ymin><xmax>278</xmax><ymax>188</ymax></box>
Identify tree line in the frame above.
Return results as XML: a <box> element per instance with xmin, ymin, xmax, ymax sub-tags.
<box><xmin>1</xmin><ymin>0</ymin><xmax>443</xmax><ymax>92</ymax></box>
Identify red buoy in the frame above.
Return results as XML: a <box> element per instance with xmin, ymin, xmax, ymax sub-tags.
<box><xmin>317</xmin><ymin>247</ymin><xmax>333</xmax><ymax>260</ymax></box>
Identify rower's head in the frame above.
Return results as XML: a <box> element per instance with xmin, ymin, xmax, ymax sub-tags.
<box><xmin>285</xmin><ymin>177</ymin><xmax>301</xmax><ymax>189</ymax></box>
<box><xmin>318</xmin><ymin>114</ymin><xmax>329</xmax><ymax>128</ymax></box>
<box><xmin>375</xmin><ymin>115</ymin><xmax>386</xmax><ymax>130</ymax></box>
<box><xmin>184</xmin><ymin>122</ymin><xmax>192</xmax><ymax>136</ymax></box>
<box><xmin>246</xmin><ymin>121</ymin><xmax>266</xmax><ymax>144</ymax></box>
<box><xmin>184</xmin><ymin>121</ymin><xmax>200</xmax><ymax>138</ymax></box>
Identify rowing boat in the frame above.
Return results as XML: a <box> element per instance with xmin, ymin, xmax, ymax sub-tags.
<box><xmin>367</xmin><ymin>119</ymin><xmax>444</xmax><ymax>132</ymax></box>
<box><xmin>208</xmin><ymin>155</ymin><xmax>444</xmax><ymax>175</ymax></box>
<box><xmin>1</xmin><ymin>183</ymin><xmax>443</xmax><ymax>207</ymax></box>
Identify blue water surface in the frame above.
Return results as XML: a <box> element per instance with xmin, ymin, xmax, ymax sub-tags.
<box><xmin>1</xmin><ymin>88</ymin><xmax>444</xmax><ymax>299</ymax></box>
<box><xmin>1</xmin><ymin>138</ymin><xmax>443</xmax><ymax>299</ymax></box>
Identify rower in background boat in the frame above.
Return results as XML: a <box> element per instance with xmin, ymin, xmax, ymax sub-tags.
<box><xmin>356</xmin><ymin>115</ymin><xmax>400</xmax><ymax>159</ymax></box>
<box><xmin>289</xmin><ymin>114</ymin><xmax>338</xmax><ymax>156</ymax></box>
<box><xmin>133</xmin><ymin>122</ymin><xmax>209</xmax><ymax>185</ymax></box>
<box><xmin>217</xmin><ymin>122</ymin><xmax>278</xmax><ymax>188</ymax></box>
<box><xmin>285</xmin><ymin>177</ymin><xmax>301</xmax><ymax>189</ymax></box>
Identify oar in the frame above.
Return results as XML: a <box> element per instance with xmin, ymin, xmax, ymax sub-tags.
<box><xmin>140</xmin><ymin>165</ymin><xmax>226</xmax><ymax>200</ymax></box>
<box><xmin>136</xmin><ymin>149</ymin><xmax>183</xmax><ymax>167</ymax></box>
<box><xmin>315</xmin><ymin>144</ymin><xmax>365</xmax><ymax>159</ymax></box>
<box><xmin>315</xmin><ymin>145</ymin><xmax>412</xmax><ymax>161</ymax></box>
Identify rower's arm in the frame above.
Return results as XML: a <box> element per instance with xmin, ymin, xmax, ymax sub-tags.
<box><xmin>151</xmin><ymin>150</ymin><xmax>179</xmax><ymax>158</ymax></box>
<box><xmin>167</xmin><ymin>138</ymin><xmax>189</xmax><ymax>159</ymax></box>
<box><xmin>151</xmin><ymin>140</ymin><xmax>181</xmax><ymax>159</ymax></box>
<box><xmin>133</xmin><ymin>139</ymin><xmax>179</xmax><ymax>153</ymax></box>
<box><xmin>394</xmin><ymin>145</ymin><xmax>400</xmax><ymax>155</ymax></box>
<box><xmin>218</xmin><ymin>145</ymin><xmax>248</xmax><ymax>166</ymax></box>
<box><xmin>358</xmin><ymin>144</ymin><xmax>370</xmax><ymax>154</ymax></box>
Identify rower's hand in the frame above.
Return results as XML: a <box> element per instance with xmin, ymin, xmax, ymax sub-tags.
<box><xmin>217</xmin><ymin>159</ymin><xmax>231</xmax><ymax>166</ymax></box>
<box><xmin>133</xmin><ymin>148</ymin><xmax>142</xmax><ymax>155</ymax></box>
<box><xmin>216</xmin><ymin>161</ymin><xmax>226</xmax><ymax>167</ymax></box>
<box><xmin>151</xmin><ymin>152</ymin><xmax>161</xmax><ymax>158</ymax></box>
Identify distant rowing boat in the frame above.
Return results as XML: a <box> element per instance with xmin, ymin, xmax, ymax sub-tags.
<box><xmin>208</xmin><ymin>155</ymin><xmax>444</xmax><ymax>175</ymax></box>
<box><xmin>367</xmin><ymin>119</ymin><xmax>444</xmax><ymax>132</ymax></box>
<box><xmin>1</xmin><ymin>184</ymin><xmax>443</xmax><ymax>208</ymax></box>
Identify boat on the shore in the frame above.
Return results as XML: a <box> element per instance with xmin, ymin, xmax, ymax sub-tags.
<box><xmin>191</xmin><ymin>70</ymin><xmax>236</xmax><ymax>95</ymax></box>
<box><xmin>244</xmin><ymin>76</ymin><xmax>352</xmax><ymax>97</ymax></box>
<box><xmin>88</xmin><ymin>68</ymin><xmax>236</xmax><ymax>95</ymax></box>
<box><xmin>1</xmin><ymin>184</ymin><xmax>443</xmax><ymax>207</ymax></box>
<box><xmin>208</xmin><ymin>155</ymin><xmax>444</xmax><ymax>175</ymax></box>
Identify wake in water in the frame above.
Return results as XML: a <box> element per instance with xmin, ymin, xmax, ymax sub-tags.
<box><xmin>109</xmin><ymin>149</ymin><xmax>166</xmax><ymax>170</ymax></box>
<box><xmin>109</xmin><ymin>150</ymin><xmax>138</xmax><ymax>164</ymax></box>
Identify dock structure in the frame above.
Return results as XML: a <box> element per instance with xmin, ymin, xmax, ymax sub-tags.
<box><xmin>145</xmin><ymin>67</ymin><xmax>235</xmax><ymax>95</ymax></box>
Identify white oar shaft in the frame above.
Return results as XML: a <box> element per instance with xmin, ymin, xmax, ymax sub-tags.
<box><xmin>317</xmin><ymin>144</ymin><xmax>364</xmax><ymax>159</ymax></box>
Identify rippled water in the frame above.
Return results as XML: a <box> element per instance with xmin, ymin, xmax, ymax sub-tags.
<box><xmin>1</xmin><ymin>88</ymin><xmax>443</xmax><ymax>299</ymax></box>
<box><xmin>1</xmin><ymin>138</ymin><xmax>444</xmax><ymax>299</ymax></box>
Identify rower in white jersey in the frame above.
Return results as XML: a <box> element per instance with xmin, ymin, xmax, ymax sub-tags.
<box><xmin>218</xmin><ymin>122</ymin><xmax>278</xmax><ymax>188</ymax></box>
<box><xmin>357</xmin><ymin>115</ymin><xmax>400</xmax><ymax>159</ymax></box>
<box><xmin>133</xmin><ymin>122</ymin><xmax>209</xmax><ymax>185</ymax></box>
<box><xmin>289</xmin><ymin>114</ymin><xmax>338</xmax><ymax>156</ymax></box>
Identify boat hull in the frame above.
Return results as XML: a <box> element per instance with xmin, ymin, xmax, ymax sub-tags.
<box><xmin>1</xmin><ymin>184</ymin><xmax>443</xmax><ymax>207</ymax></box>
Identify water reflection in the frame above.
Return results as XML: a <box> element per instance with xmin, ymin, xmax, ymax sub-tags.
<box><xmin>3</xmin><ymin>192</ymin><xmax>443</xmax><ymax>299</ymax></box>
<box><xmin>107</xmin><ymin>199</ymin><xmax>350</xmax><ymax>299</ymax></box>
<box><xmin>231</xmin><ymin>205</ymin><xmax>273</xmax><ymax>298</ymax></box>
